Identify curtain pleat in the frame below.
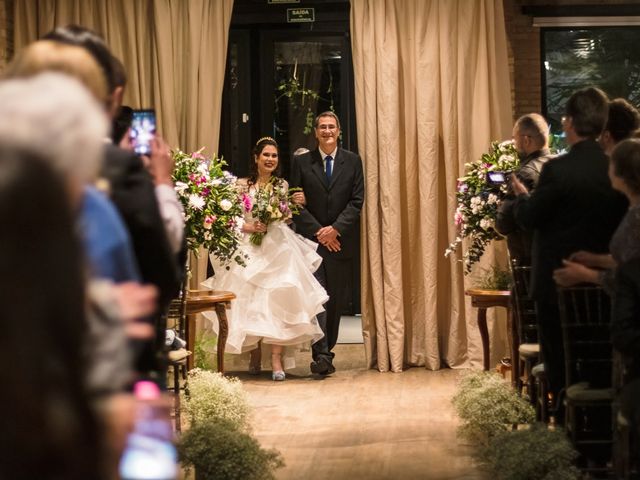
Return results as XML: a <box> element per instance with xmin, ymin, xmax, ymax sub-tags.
<box><xmin>351</xmin><ymin>0</ymin><xmax>513</xmax><ymax>372</ymax></box>
<box><xmin>13</xmin><ymin>0</ymin><xmax>233</xmax><ymax>288</ymax></box>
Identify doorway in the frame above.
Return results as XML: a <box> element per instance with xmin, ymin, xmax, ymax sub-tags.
<box><xmin>218</xmin><ymin>0</ymin><xmax>360</xmax><ymax>314</ymax></box>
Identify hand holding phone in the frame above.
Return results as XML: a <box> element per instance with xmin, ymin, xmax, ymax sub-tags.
<box><xmin>130</xmin><ymin>109</ymin><xmax>156</xmax><ymax>156</ymax></box>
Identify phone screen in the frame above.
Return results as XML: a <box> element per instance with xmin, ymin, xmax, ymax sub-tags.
<box><xmin>130</xmin><ymin>109</ymin><xmax>156</xmax><ymax>156</ymax></box>
<box><xmin>487</xmin><ymin>172</ymin><xmax>506</xmax><ymax>184</ymax></box>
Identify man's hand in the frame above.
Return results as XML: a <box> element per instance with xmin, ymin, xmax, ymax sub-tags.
<box><xmin>510</xmin><ymin>175</ymin><xmax>529</xmax><ymax>195</ymax></box>
<box><xmin>323</xmin><ymin>237</ymin><xmax>342</xmax><ymax>252</ymax></box>
<box><xmin>142</xmin><ymin>136</ymin><xmax>173</xmax><ymax>186</ymax></box>
<box><xmin>316</xmin><ymin>225</ymin><xmax>339</xmax><ymax>244</ymax></box>
<box><xmin>553</xmin><ymin>259</ymin><xmax>599</xmax><ymax>287</ymax></box>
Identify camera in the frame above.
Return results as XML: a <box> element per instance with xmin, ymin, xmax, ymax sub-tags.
<box><xmin>486</xmin><ymin>171</ymin><xmax>510</xmax><ymax>185</ymax></box>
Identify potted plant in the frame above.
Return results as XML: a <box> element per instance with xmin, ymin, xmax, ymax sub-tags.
<box><xmin>452</xmin><ymin>371</ymin><xmax>535</xmax><ymax>444</ymax></box>
<box><xmin>178</xmin><ymin>418</ymin><xmax>284</xmax><ymax>480</ymax></box>
<box><xmin>479</xmin><ymin>423</ymin><xmax>580</xmax><ymax>480</ymax></box>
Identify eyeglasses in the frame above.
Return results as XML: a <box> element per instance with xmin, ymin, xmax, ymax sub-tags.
<box><xmin>316</xmin><ymin>125</ymin><xmax>338</xmax><ymax>131</ymax></box>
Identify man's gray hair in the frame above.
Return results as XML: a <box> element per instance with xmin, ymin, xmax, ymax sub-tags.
<box><xmin>0</xmin><ymin>73</ymin><xmax>108</xmax><ymax>184</ymax></box>
<box><xmin>515</xmin><ymin>113</ymin><xmax>549</xmax><ymax>147</ymax></box>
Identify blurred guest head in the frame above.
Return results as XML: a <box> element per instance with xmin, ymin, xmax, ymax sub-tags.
<box><xmin>513</xmin><ymin>113</ymin><xmax>549</xmax><ymax>158</ymax></box>
<box><xmin>600</xmin><ymin>98</ymin><xmax>640</xmax><ymax>155</ymax></box>
<box><xmin>4</xmin><ymin>40</ymin><xmax>109</xmax><ymax>106</ymax></box>
<box><xmin>0</xmin><ymin>73</ymin><xmax>109</xmax><ymax>204</ymax></box>
<box><xmin>609</xmin><ymin>138</ymin><xmax>640</xmax><ymax>201</ymax></box>
<box><xmin>112</xmin><ymin>105</ymin><xmax>133</xmax><ymax>145</ymax></box>
<box><xmin>563</xmin><ymin>87</ymin><xmax>609</xmax><ymax>145</ymax></box>
<box><xmin>43</xmin><ymin>25</ymin><xmax>124</xmax><ymax>118</ymax></box>
<box><xmin>0</xmin><ymin>146</ymin><xmax>104</xmax><ymax>479</ymax></box>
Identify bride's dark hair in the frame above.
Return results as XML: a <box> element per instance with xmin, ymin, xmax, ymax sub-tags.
<box><xmin>248</xmin><ymin>137</ymin><xmax>281</xmax><ymax>185</ymax></box>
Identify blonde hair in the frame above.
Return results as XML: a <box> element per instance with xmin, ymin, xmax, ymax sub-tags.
<box><xmin>4</xmin><ymin>40</ymin><xmax>108</xmax><ymax>105</ymax></box>
<box><xmin>0</xmin><ymin>73</ymin><xmax>109</xmax><ymax>184</ymax></box>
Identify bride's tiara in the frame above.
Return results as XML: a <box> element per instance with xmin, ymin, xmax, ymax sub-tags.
<box><xmin>256</xmin><ymin>136</ymin><xmax>276</xmax><ymax>146</ymax></box>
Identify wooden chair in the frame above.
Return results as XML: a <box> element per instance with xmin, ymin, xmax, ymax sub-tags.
<box><xmin>557</xmin><ymin>285</ymin><xmax>614</xmax><ymax>472</ymax></box>
<box><xmin>164</xmin><ymin>277</ymin><xmax>190</xmax><ymax>432</ymax></box>
<box><xmin>510</xmin><ymin>263</ymin><xmax>541</xmax><ymax>403</ymax></box>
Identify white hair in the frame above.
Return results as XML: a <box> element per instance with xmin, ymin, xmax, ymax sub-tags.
<box><xmin>0</xmin><ymin>72</ymin><xmax>108</xmax><ymax>183</ymax></box>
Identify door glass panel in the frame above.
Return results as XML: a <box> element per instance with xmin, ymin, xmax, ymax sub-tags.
<box><xmin>273</xmin><ymin>40</ymin><xmax>343</xmax><ymax>179</ymax></box>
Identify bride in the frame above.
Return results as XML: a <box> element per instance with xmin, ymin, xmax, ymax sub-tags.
<box><xmin>202</xmin><ymin>137</ymin><xmax>327</xmax><ymax>380</ymax></box>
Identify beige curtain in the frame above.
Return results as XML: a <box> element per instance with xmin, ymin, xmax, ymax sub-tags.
<box><xmin>14</xmin><ymin>0</ymin><xmax>233</xmax><ymax>286</ymax></box>
<box><xmin>351</xmin><ymin>0</ymin><xmax>513</xmax><ymax>372</ymax></box>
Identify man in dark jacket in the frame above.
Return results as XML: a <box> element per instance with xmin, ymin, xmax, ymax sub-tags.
<box><xmin>496</xmin><ymin>113</ymin><xmax>553</xmax><ymax>266</ymax></box>
<box><xmin>512</xmin><ymin>87</ymin><xmax>628</xmax><ymax>407</ymax></box>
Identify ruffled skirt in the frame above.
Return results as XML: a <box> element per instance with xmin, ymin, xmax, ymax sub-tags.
<box><xmin>202</xmin><ymin>223</ymin><xmax>327</xmax><ymax>358</ymax></box>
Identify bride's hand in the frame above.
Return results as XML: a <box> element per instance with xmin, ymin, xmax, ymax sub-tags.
<box><xmin>291</xmin><ymin>191</ymin><xmax>306</xmax><ymax>206</ymax></box>
<box><xmin>244</xmin><ymin>221</ymin><xmax>267</xmax><ymax>233</ymax></box>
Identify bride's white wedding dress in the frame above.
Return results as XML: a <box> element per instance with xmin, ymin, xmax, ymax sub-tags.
<box><xmin>201</xmin><ymin>182</ymin><xmax>327</xmax><ymax>367</ymax></box>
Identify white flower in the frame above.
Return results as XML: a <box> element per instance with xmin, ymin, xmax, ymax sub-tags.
<box><xmin>480</xmin><ymin>218</ymin><xmax>493</xmax><ymax>230</ymax></box>
<box><xmin>234</xmin><ymin>216</ymin><xmax>245</xmax><ymax>232</ymax></box>
<box><xmin>487</xmin><ymin>194</ymin><xmax>498</xmax><ymax>205</ymax></box>
<box><xmin>188</xmin><ymin>194</ymin><xmax>205</xmax><ymax>210</ymax></box>
<box><xmin>196</xmin><ymin>163</ymin><xmax>209</xmax><ymax>176</ymax></box>
<box><xmin>470</xmin><ymin>196</ymin><xmax>481</xmax><ymax>206</ymax></box>
<box><xmin>219</xmin><ymin>199</ymin><xmax>233</xmax><ymax>211</ymax></box>
<box><xmin>175</xmin><ymin>181</ymin><xmax>189</xmax><ymax>194</ymax></box>
<box><xmin>499</xmin><ymin>154</ymin><xmax>515</xmax><ymax>163</ymax></box>
<box><xmin>212</xmin><ymin>178</ymin><xmax>223</xmax><ymax>186</ymax></box>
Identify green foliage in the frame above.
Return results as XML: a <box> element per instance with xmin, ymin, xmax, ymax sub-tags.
<box><xmin>178</xmin><ymin>419</ymin><xmax>284</xmax><ymax>480</ymax></box>
<box><xmin>182</xmin><ymin>368</ymin><xmax>251</xmax><ymax>431</ymax></box>
<box><xmin>477</xmin><ymin>265</ymin><xmax>512</xmax><ymax>291</ymax></box>
<box><xmin>479</xmin><ymin>424</ymin><xmax>580</xmax><ymax>480</ymax></box>
<box><xmin>193</xmin><ymin>332</ymin><xmax>217</xmax><ymax>371</ymax></box>
<box><xmin>452</xmin><ymin>371</ymin><xmax>535</xmax><ymax>444</ymax></box>
<box><xmin>445</xmin><ymin>141</ymin><xmax>520</xmax><ymax>273</ymax></box>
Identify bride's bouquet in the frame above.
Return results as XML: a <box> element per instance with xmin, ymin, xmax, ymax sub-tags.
<box><xmin>172</xmin><ymin>148</ymin><xmax>246</xmax><ymax>267</ymax></box>
<box><xmin>445</xmin><ymin>140</ymin><xmax>520</xmax><ymax>273</ymax></box>
<box><xmin>243</xmin><ymin>177</ymin><xmax>302</xmax><ymax>246</ymax></box>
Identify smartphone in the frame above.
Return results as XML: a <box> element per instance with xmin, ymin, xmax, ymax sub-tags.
<box><xmin>130</xmin><ymin>109</ymin><xmax>156</xmax><ymax>156</ymax></box>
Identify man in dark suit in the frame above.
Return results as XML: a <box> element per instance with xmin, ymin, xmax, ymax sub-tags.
<box><xmin>496</xmin><ymin>113</ymin><xmax>553</xmax><ymax>265</ymax></box>
<box><xmin>290</xmin><ymin>112</ymin><xmax>364</xmax><ymax>375</ymax></box>
<box><xmin>512</xmin><ymin>87</ymin><xmax>627</xmax><ymax>407</ymax></box>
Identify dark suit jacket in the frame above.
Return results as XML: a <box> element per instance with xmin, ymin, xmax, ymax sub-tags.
<box><xmin>102</xmin><ymin>143</ymin><xmax>181</xmax><ymax>310</ymax></box>
<box><xmin>290</xmin><ymin>147</ymin><xmax>364</xmax><ymax>260</ymax></box>
<box><xmin>513</xmin><ymin>139</ymin><xmax>627</xmax><ymax>302</ymax></box>
<box><xmin>496</xmin><ymin>148</ymin><xmax>553</xmax><ymax>265</ymax></box>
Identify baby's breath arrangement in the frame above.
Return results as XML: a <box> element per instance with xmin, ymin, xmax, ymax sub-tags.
<box><xmin>445</xmin><ymin>141</ymin><xmax>520</xmax><ymax>273</ymax></box>
<box><xmin>452</xmin><ymin>371</ymin><xmax>535</xmax><ymax>444</ymax></box>
<box><xmin>480</xmin><ymin>424</ymin><xmax>580</xmax><ymax>480</ymax></box>
<box><xmin>182</xmin><ymin>368</ymin><xmax>251</xmax><ymax>431</ymax></box>
<box><xmin>178</xmin><ymin>418</ymin><xmax>284</xmax><ymax>480</ymax></box>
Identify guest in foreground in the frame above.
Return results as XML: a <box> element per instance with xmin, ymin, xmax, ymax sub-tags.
<box><xmin>203</xmin><ymin>137</ymin><xmax>326</xmax><ymax>380</ymax></box>
<box><xmin>290</xmin><ymin>112</ymin><xmax>365</xmax><ymax>376</ymax></box>
<box><xmin>512</xmin><ymin>87</ymin><xmax>628</xmax><ymax>413</ymax></box>
<box><xmin>553</xmin><ymin>138</ymin><xmax>640</xmax><ymax>291</ymax></box>
<box><xmin>0</xmin><ymin>147</ymin><xmax>106</xmax><ymax>480</ymax></box>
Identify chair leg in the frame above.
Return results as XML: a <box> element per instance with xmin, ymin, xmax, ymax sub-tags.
<box><xmin>173</xmin><ymin>363</ymin><xmax>181</xmax><ymax>433</ymax></box>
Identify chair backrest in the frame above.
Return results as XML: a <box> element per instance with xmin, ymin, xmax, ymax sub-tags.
<box><xmin>510</xmin><ymin>262</ymin><xmax>539</xmax><ymax>345</ymax></box>
<box><xmin>557</xmin><ymin>286</ymin><xmax>612</xmax><ymax>389</ymax></box>
<box><xmin>165</xmin><ymin>267</ymin><xmax>188</xmax><ymax>340</ymax></box>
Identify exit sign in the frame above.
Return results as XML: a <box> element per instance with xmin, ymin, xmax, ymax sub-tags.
<box><xmin>287</xmin><ymin>7</ymin><xmax>315</xmax><ymax>23</ymax></box>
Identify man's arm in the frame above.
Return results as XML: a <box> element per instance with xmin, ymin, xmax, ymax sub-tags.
<box><xmin>513</xmin><ymin>162</ymin><xmax>560</xmax><ymax>232</ymax></box>
<box><xmin>289</xmin><ymin>154</ymin><xmax>323</xmax><ymax>237</ymax></box>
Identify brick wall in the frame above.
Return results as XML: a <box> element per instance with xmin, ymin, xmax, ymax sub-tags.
<box><xmin>504</xmin><ymin>0</ymin><xmax>640</xmax><ymax>122</ymax></box>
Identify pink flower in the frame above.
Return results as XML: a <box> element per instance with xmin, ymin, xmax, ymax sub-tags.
<box><xmin>455</xmin><ymin>211</ymin><xmax>463</xmax><ymax>226</ymax></box>
<box><xmin>241</xmin><ymin>193</ymin><xmax>252</xmax><ymax>212</ymax></box>
<box><xmin>191</xmin><ymin>151</ymin><xmax>205</xmax><ymax>160</ymax></box>
<box><xmin>203</xmin><ymin>215</ymin><xmax>216</xmax><ymax>229</ymax></box>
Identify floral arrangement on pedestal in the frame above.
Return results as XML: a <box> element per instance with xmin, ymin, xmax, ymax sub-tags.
<box><xmin>241</xmin><ymin>177</ymin><xmax>302</xmax><ymax>246</ymax></box>
<box><xmin>445</xmin><ymin>140</ymin><xmax>520</xmax><ymax>273</ymax></box>
<box><xmin>172</xmin><ymin>149</ymin><xmax>246</xmax><ymax>267</ymax></box>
